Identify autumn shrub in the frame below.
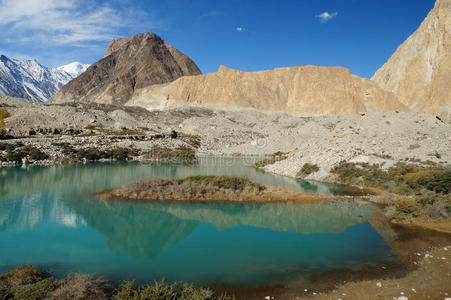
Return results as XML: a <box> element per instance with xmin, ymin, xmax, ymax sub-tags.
<box><xmin>331</xmin><ymin>161</ymin><xmax>450</xmax><ymax>195</ymax></box>
<box><xmin>144</xmin><ymin>146</ymin><xmax>197</xmax><ymax>162</ymax></box>
<box><xmin>2</xmin><ymin>145</ymin><xmax>49</xmax><ymax>162</ymax></box>
<box><xmin>75</xmin><ymin>147</ymin><xmax>138</xmax><ymax>161</ymax></box>
<box><xmin>12</xmin><ymin>265</ymin><xmax>49</xmax><ymax>285</ymax></box>
<box><xmin>0</xmin><ymin>108</ymin><xmax>10</xmax><ymax>120</ymax></box>
<box><xmin>113</xmin><ymin>280</ymin><xmax>229</xmax><ymax>300</ymax></box>
<box><xmin>297</xmin><ymin>163</ymin><xmax>320</xmax><ymax>177</ymax></box>
<box><xmin>0</xmin><ymin>108</ymin><xmax>11</xmax><ymax>138</ymax></box>
<box><xmin>254</xmin><ymin>151</ymin><xmax>288</xmax><ymax>168</ymax></box>
<box><xmin>180</xmin><ymin>175</ymin><xmax>266</xmax><ymax>191</ymax></box>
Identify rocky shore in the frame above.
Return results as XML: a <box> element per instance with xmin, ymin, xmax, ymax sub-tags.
<box><xmin>2</xmin><ymin>95</ymin><xmax>449</xmax><ymax>172</ymax></box>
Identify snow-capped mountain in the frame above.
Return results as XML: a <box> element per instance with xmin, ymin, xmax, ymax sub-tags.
<box><xmin>0</xmin><ymin>55</ymin><xmax>89</xmax><ymax>102</ymax></box>
<box><xmin>56</xmin><ymin>62</ymin><xmax>90</xmax><ymax>77</ymax></box>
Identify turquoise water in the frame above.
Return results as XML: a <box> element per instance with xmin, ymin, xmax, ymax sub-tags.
<box><xmin>0</xmin><ymin>158</ymin><xmax>399</xmax><ymax>286</ymax></box>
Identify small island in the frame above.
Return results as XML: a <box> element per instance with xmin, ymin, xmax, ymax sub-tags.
<box><xmin>97</xmin><ymin>175</ymin><xmax>332</xmax><ymax>203</ymax></box>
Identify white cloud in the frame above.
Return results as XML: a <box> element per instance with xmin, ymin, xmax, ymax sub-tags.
<box><xmin>236</xmin><ymin>27</ymin><xmax>245</xmax><ymax>32</ymax></box>
<box><xmin>316</xmin><ymin>11</ymin><xmax>338</xmax><ymax>23</ymax></box>
<box><xmin>0</xmin><ymin>0</ymin><xmax>152</xmax><ymax>46</ymax></box>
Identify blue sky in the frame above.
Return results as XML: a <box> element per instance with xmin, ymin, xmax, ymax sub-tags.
<box><xmin>0</xmin><ymin>0</ymin><xmax>436</xmax><ymax>78</ymax></box>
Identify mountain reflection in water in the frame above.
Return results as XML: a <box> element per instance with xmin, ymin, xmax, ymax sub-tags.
<box><xmin>0</xmin><ymin>159</ymin><xmax>397</xmax><ymax>285</ymax></box>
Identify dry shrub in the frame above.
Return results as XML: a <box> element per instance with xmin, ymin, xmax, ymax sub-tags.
<box><xmin>144</xmin><ymin>146</ymin><xmax>197</xmax><ymax>162</ymax></box>
<box><xmin>297</xmin><ymin>163</ymin><xmax>320</xmax><ymax>177</ymax></box>
<box><xmin>12</xmin><ymin>265</ymin><xmax>49</xmax><ymax>285</ymax></box>
<box><xmin>51</xmin><ymin>273</ymin><xmax>108</xmax><ymax>300</ymax></box>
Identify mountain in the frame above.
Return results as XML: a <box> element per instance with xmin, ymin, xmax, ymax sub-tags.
<box><xmin>50</xmin><ymin>33</ymin><xmax>202</xmax><ymax>105</ymax></box>
<box><xmin>55</xmin><ymin>62</ymin><xmax>89</xmax><ymax>78</ymax></box>
<box><xmin>372</xmin><ymin>0</ymin><xmax>451</xmax><ymax>114</ymax></box>
<box><xmin>0</xmin><ymin>55</ymin><xmax>89</xmax><ymax>102</ymax></box>
<box><xmin>127</xmin><ymin>65</ymin><xmax>407</xmax><ymax>115</ymax></box>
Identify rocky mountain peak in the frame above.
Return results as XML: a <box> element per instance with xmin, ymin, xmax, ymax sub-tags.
<box><xmin>51</xmin><ymin>33</ymin><xmax>201</xmax><ymax>105</ymax></box>
<box><xmin>104</xmin><ymin>33</ymin><xmax>160</xmax><ymax>57</ymax></box>
<box><xmin>372</xmin><ymin>0</ymin><xmax>451</xmax><ymax>114</ymax></box>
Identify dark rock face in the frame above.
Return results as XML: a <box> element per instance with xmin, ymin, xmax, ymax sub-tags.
<box><xmin>51</xmin><ymin>33</ymin><xmax>201</xmax><ymax>105</ymax></box>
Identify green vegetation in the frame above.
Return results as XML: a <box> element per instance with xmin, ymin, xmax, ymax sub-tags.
<box><xmin>14</xmin><ymin>278</ymin><xmax>58</xmax><ymax>300</ymax></box>
<box><xmin>391</xmin><ymin>195</ymin><xmax>451</xmax><ymax>222</ymax></box>
<box><xmin>297</xmin><ymin>163</ymin><xmax>320</xmax><ymax>178</ymax></box>
<box><xmin>0</xmin><ymin>142</ymin><xmax>23</xmax><ymax>152</ymax></box>
<box><xmin>253</xmin><ymin>151</ymin><xmax>288</xmax><ymax>168</ymax></box>
<box><xmin>98</xmin><ymin>128</ymin><xmax>145</xmax><ymax>136</ymax></box>
<box><xmin>0</xmin><ymin>108</ymin><xmax>11</xmax><ymax>138</ymax></box>
<box><xmin>331</xmin><ymin>162</ymin><xmax>450</xmax><ymax>195</ymax></box>
<box><xmin>50</xmin><ymin>143</ymin><xmax>139</xmax><ymax>162</ymax></box>
<box><xmin>0</xmin><ymin>265</ymin><xmax>229</xmax><ymax>300</ymax></box>
<box><xmin>76</xmin><ymin>147</ymin><xmax>138</xmax><ymax>161</ymax></box>
<box><xmin>0</xmin><ymin>265</ymin><xmax>53</xmax><ymax>299</ymax></box>
<box><xmin>0</xmin><ymin>143</ymin><xmax>48</xmax><ymax>163</ymax></box>
<box><xmin>114</xmin><ymin>280</ymin><xmax>229</xmax><ymax>300</ymax></box>
<box><xmin>394</xmin><ymin>198</ymin><xmax>420</xmax><ymax>217</ymax></box>
<box><xmin>408</xmin><ymin>144</ymin><xmax>421</xmax><ymax>150</ymax></box>
<box><xmin>180</xmin><ymin>133</ymin><xmax>202</xmax><ymax>148</ymax></box>
<box><xmin>0</xmin><ymin>108</ymin><xmax>10</xmax><ymax>120</ymax></box>
<box><xmin>51</xmin><ymin>274</ymin><xmax>109</xmax><ymax>300</ymax></box>
<box><xmin>144</xmin><ymin>146</ymin><xmax>197</xmax><ymax>162</ymax></box>
<box><xmin>179</xmin><ymin>175</ymin><xmax>266</xmax><ymax>191</ymax></box>
<box><xmin>111</xmin><ymin>176</ymin><xmax>273</xmax><ymax>202</ymax></box>
<box><xmin>372</xmin><ymin>153</ymin><xmax>393</xmax><ymax>159</ymax></box>
<box><xmin>330</xmin><ymin>161</ymin><xmax>451</xmax><ymax>222</ymax></box>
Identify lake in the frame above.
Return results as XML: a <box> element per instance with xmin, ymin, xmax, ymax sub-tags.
<box><xmin>0</xmin><ymin>157</ymin><xmax>399</xmax><ymax>288</ymax></box>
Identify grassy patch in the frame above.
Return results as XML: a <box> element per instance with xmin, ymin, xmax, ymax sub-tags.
<box><xmin>180</xmin><ymin>133</ymin><xmax>202</xmax><ymax>148</ymax></box>
<box><xmin>0</xmin><ymin>265</ymin><xmax>53</xmax><ymax>299</ymax></box>
<box><xmin>394</xmin><ymin>198</ymin><xmax>420</xmax><ymax>217</ymax></box>
<box><xmin>331</xmin><ymin>161</ymin><xmax>451</xmax><ymax>222</ymax></box>
<box><xmin>392</xmin><ymin>194</ymin><xmax>451</xmax><ymax>222</ymax></box>
<box><xmin>0</xmin><ymin>108</ymin><xmax>10</xmax><ymax>120</ymax></box>
<box><xmin>297</xmin><ymin>163</ymin><xmax>320</xmax><ymax>178</ymax></box>
<box><xmin>49</xmin><ymin>143</ymin><xmax>139</xmax><ymax>162</ymax></box>
<box><xmin>144</xmin><ymin>146</ymin><xmax>197</xmax><ymax>162</ymax></box>
<box><xmin>254</xmin><ymin>151</ymin><xmax>288</xmax><ymax>168</ymax></box>
<box><xmin>0</xmin><ymin>108</ymin><xmax>11</xmax><ymax>139</ymax></box>
<box><xmin>331</xmin><ymin>162</ymin><xmax>450</xmax><ymax>195</ymax></box>
<box><xmin>408</xmin><ymin>144</ymin><xmax>421</xmax><ymax>150</ymax></box>
<box><xmin>76</xmin><ymin>148</ymin><xmax>139</xmax><ymax>161</ymax></box>
<box><xmin>372</xmin><ymin>153</ymin><xmax>393</xmax><ymax>159</ymax></box>
<box><xmin>1</xmin><ymin>265</ymin><xmax>229</xmax><ymax>300</ymax></box>
<box><xmin>98</xmin><ymin>128</ymin><xmax>145</xmax><ymax>136</ymax></box>
<box><xmin>179</xmin><ymin>176</ymin><xmax>266</xmax><ymax>191</ymax></box>
<box><xmin>52</xmin><ymin>274</ymin><xmax>109</xmax><ymax>300</ymax></box>
<box><xmin>114</xmin><ymin>280</ymin><xmax>229</xmax><ymax>300</ymax></box>
<box><xmin>0</xmin><ymin>144</ymin><xmax>49</xmax><ymax>163</ymax></box>
<box><xmin>14</xmin><ymin>278</ymin><xmax>58</xmax><ymax>300</ymax></box>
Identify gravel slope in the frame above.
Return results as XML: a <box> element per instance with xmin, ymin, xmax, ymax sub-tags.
<box><xmin>1</xmin><ymin>95</ymin><xmax>449</xmax><ymax>179</ymax></box>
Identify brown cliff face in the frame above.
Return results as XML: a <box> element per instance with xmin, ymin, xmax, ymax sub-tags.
<box><xmin>372</xmin><ymin>0</ymin><xmax>451</xmax><ymax>113</ymax></box>
<box><xmin>127</xmin><ymin>65</ymin><xmax>407</xmax><ymax>115</ymax></box>
<box><xmin>51</xmin><ymin>33</ymin><xmax>201</xmax><ymax>105</ymax></box>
